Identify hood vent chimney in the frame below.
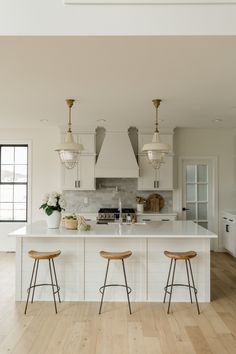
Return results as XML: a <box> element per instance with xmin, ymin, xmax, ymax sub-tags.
<box><xmin>95</xmin><ymin>129</ymin><xmax>139</xmax><ymax>178</ymax></box>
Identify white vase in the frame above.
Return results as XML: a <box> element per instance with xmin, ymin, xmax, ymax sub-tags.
<box><xmin>46</xmin><ymin>211</ymin><xmax>61</xmax><ymax>229</ymax></box>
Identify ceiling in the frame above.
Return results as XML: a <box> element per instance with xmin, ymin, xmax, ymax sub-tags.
<box><xmin>0</xmin><ymin>36</ymin><xmax>236</xmax><ymax>131</ymax></box>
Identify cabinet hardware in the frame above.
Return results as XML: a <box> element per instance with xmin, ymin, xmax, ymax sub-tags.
<box><xmin>78</xmin><ymin>180</ymin><xmax>80</xmax><ymax>188</ymax></box>
<box><xmin>226</xmin><ymin>224</ymin><xmax>229</xmax><ymax>232</ymax></box>
<box><xmin>143</xmin><ymin>218</ymin><xmax>151</xmax><ymax>221</ymax></box>
<box><xmin>75</xmin><ymin>180</ymin><xmax>77</xmax><ymax>188</ymax></box>
<box><xmin>223</xmin><ymin>217</ymin><xmax>227</xmax><ymax>220</ymax></box>
<box><xmin>182</xmin><ymin>207</ymin><xmax>190</xmax><ymax>211</ymax></box>
<box><xmin>162</xmin><ymin>219</ymin><xmax>170</xmax><ymax>221</ymax></box>
<box><xmin>229</xmin><ymin>219</ymin><xmax>233</xmax><ymax>222</ymax></box>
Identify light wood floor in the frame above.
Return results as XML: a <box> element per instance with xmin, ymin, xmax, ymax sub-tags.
<box><xmin>0</xmin><ymin>252</ymin><xmax>236</xmax><ymax>354</ymax></box>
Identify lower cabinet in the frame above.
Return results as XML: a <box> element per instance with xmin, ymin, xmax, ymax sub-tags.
<box><xmin>62</xmin><ymin>155</ymin><xmax>96</xmax><ymax>190</ymax></box>
<box><xmin>137</xmin><ymin>213</ymin><xmax>177</xmax><ymax>222</ymax></box>
<box><xmin>221</xmin><ymin>213</ymin><xmax>236</xmax><ymax>257</ymax></box>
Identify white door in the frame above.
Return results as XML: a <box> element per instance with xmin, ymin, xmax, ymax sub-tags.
<box><xmin>181</xmin><ymin>158</ymin><xmax>218</xmax><ymax>242</ymax></box>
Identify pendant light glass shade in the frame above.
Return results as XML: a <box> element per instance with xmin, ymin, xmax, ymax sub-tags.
<box><xmin>142</xmin><ymin>99</ymin><xmax>170</xmax><ymax>169</ymax></box>
<box><xmin>55</xmin><ymin>99</ymin><xmax>84</xmax><ymax>169</ymax></box>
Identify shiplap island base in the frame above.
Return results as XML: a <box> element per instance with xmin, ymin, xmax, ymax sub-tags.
<box><xmin>9</xmin><ymin>221</ymin><xmax>217</xmax><ymax>303</ymax></box>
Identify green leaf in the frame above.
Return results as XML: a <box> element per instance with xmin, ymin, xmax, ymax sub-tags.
<box><xmin>46</xmin><ymin>208</ymin><xmax>53</xmax><ymax>216</ymax></box>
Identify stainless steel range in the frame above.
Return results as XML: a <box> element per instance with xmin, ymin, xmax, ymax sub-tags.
<box><xmin>97</xmin><ymin>208</ymin><xmax>136</xmax><ymax>224</ymax></box>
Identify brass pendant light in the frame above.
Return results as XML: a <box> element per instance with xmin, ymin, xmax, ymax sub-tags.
<box><xmin>55</xmin><ymin>99</ymin><xmax>84</xmax><ymax>169</ymax></box>
<box><xmin>142</xmin><ymin>99</ymin><xmax>170</xmax><ymax>169</ymax></box>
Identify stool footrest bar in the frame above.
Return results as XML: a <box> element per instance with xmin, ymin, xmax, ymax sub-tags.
<box><xmin>27</xmin><ymin>283</ymin><xmax>60</xmax><ymax>295</ymax></box>
<box><xmin>99</xmin><ymin>284</ymin><xmax>132</xmax><ymax>295</ymax></box>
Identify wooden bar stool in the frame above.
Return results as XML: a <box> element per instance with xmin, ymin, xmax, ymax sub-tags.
<box><xmin>99</xmin><ymin>250</ymin><xmax>132</xmax><ymax>315</ymax></box>
<box><xmin>163</xmin><ymin>250</ymin><xmax>200</xmax><ymax>314</ymax></box>
<box><xmin>24</xmin><ymin>250</ymin><xmax>61</xmax><ymax>314</ymax></box>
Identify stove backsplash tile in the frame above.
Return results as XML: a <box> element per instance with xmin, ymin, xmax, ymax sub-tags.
<box><xmin>63</xmin><ymin>178</ymin><xmax>173</xmax><ymax>214</ymax></box>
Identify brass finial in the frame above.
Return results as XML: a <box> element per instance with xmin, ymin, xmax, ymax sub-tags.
<box><xmin>152</xmin><ymin>99</ymin><xmax>162</xmax><ymax>109</ymax></box>
<box><xmin>66</xmin><ymin>99</ymin><xmax>75</xmax><ymax>108</ymax></box>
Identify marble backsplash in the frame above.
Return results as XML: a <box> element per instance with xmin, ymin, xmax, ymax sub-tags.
<box><xmin>64</xmin><ymin>178</ymin><xmax>173</xmax><ymax>214</ymax></box>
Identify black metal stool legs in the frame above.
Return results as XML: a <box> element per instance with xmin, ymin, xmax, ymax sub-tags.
<box><xmin>185</xmin><ymin>259</ymin><xmax>193</xmax><ymax>304</ymax></box>
<box><xmin>31</xmin><ymin>259</ymin><xmax>39</xmax><ymax>304</ymax></box>
<box><xmin>24</xmin><ymin>258</ymin><xmax>61</xmax><ymax>315</ymax></box>
<box><xmin>49</xmin><ymin>259</ymin><xmax>58</xmax><ymax>314</ymax></box>
<box><xmin>122</xmin><ymin>259</ymin><xmax>132</xmax><ymax>315</ymax></box>
<box><xmin>24</xmin><ymin>259</ymin><xmax>37</xmax><ymax>314</ymax></box>
<box><xmin>167</xmin><ymin>259</ymin><xmax>176</xmax><ymax>314</ymax></box>
<box><xmin>99</xmin><ymin>259</ymin><xmax>110</xmax><ymax>314</ymax></box>
<box><xmin>52</xmin><ymin>258</ymin><xmax>61</xmax><ymax>303</ymax></box>
<box><xmin>99</xmin><ymin>258</ymin><xmax>132</xmax><ymax>315</ymax></box>
<box><xmin>188</xmin><ymin>259</ymin><xmax>200</xmax><ymax>315</ymax></box>
<box><xmin>163</xmin><ymin>258</ymin><xmax>200</xmax><ymax>315</ymax></box>
<box><xmin>163</xmin><ymin>258</ymin><xmax>173</xmax><ymax>304</ymax></box>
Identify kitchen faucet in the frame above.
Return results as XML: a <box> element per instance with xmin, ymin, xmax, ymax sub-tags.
<box><xmin>118</xmin><ymin>197</ymin><xmax>122</xmax><ymax>224</ymax></box>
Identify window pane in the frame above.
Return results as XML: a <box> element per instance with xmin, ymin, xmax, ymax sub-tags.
<box><xmin>1</xmin><ymin>147</ymin><xmax>14</xmax><ymax>164</ymax></box>
<box><xmin>14</xmin><ymin>203</ymin><xmax>26</xmax><ymax>220</ymax></box>
<box><xmin>14</xmin><ymin>185</ymin><xmax>26</xmax><ymax>203</ymax></box>
<box><xmin>186</xmin><ymin>165</ymin><xmax>195</xmax><ymax>183</ymax></box>
<box><xmin>197</xmin><ymin>165</ymin><xmax>208</xmax><ymax>183</ymax></box>
<box><xmin>186</xmin><ymin>203</ymin><xmax>196</xmax><ymax>220</ymax></box>
<box><xmin>0</xmin><ymin>203</ymin><xmax>13</xmax><ymax>220</ymax></box>
<box><xmin>198</xmin><ymin>203</ymin><xmax>207</xmax><ymax>220</ymax></box>
<box><xmin>186</xmin><ymin>184</ymin><xmax>195</xmax><ymax>202</ymax></box>
<box><xmin>0</xmin><ymin>185</ymin><xmax>13</xmax><ymax>202</ymax></box>
<box><xmin>198</xmin><ymin>184</ymin><xmax>208</xmax><ymax>202</ymax></box>
<box><xmin>1</xmin><ymin>165</ymin><xmax>14</xmax><ymax>182</ymax></box>
<box><xmin>15</xmin><ymin>147</ymin><xmax>27</xmax><ymax>164</ymax></box>
<box><xmin>14</xmin><ymin>165</ymin><xmax>27</xmax><ymax>182</ymax></box>
<box><xmin>0</xmin><ymin>145</ymin><xmax>28</xmax><ymax>222</ymax></box>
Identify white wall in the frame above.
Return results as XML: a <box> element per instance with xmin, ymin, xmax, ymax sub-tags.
<box><xmin>174</xmin><ymin>127</ymin><xmax>236</xmax><ymax>248</ymax></box>
<box><xmin>0</xmin><ymin>1</ymin><xmax>236</xmax><ymax>35</ymax></box>
<box><xmin>0</xmin><ymin>127</ymin><xmax>61</xmax><ymax>251</ymax></box>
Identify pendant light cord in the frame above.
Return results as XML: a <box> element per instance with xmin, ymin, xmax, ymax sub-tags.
<box><xmin>155</xmin><ymin>106</ymin><xmax>159</xmax><ymax>133</ymax></box>
<box><xmin>68</xmin><ymin>105</ymin><xmax>72</xmax><ymax>133</ymax></box>
<box><xmin>66</xmin><ymin>99</ymin><xmax>75</xmax><ymax>133</ymax></box>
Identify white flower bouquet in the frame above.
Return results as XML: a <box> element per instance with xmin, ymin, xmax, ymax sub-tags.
<box><xmin>40</xmin><ymin>192</ymin><xmax>66</xmax><ymax>216</ymax></box>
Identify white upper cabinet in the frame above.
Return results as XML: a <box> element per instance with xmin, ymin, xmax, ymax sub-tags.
<box><xmin>137</xmin><ymin>131</ymin><xmax>176</xmax><ymax>191</ymax></box>
<box><xmin>61</xmin><ymin>132</ymin><xmax>96</xmax><ymax>191</ymax></box>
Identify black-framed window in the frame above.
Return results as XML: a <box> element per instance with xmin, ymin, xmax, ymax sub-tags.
<box><xmin>0</xmin><ymin>145</ymin><xmax>28</xmax><ymax>222</ymax></box>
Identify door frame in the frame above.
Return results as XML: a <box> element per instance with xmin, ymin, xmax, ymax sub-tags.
<box><xmin>175</xmin><ymin>156</ymin><xmax>218</xmax><ymax>251</ymax></box>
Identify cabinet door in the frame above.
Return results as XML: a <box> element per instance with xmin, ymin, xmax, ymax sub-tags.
<box><xmin>62</xmin><ymin>155</ymin><xmax>95</xmax><ymax>190</ymax></box>
<box><xmin>138</xmin><ymin>155</ymin><xmax>174</xmax><ymax>190</ymax></box>
<box><xmin>62</xmin><ymin>163</ymin><xmax>78</xmax><ymax>190</ymax></box>
<box><xmin>222</xmin><ymin>219</ymin><xmax>235</xmax><ymax>255</ymax></box>
<box><xmin>79</xmin><ymin>155</ymin><xmax>95</xmax><ymax>190</ymax></box>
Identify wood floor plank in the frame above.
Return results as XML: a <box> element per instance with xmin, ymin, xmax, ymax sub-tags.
<box><xmin>185</xmin><ymin>326</ymin><xmax>213</xmax><ymax>354</ymax></box>
<box><xmin>0</xmin><ymin>251</ymin><xmax>236</xmax><ymax>354</ymax></box>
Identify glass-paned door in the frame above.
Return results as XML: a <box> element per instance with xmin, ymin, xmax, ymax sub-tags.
<box><xmin>182</xmin><ymin>159</ymin><xmax>214</xmax><ymax>233</ymax></box>
<box><xmin>185</xmin><ymin>164</ymin><xmax>208</xmax><ymax>229</ymax></box>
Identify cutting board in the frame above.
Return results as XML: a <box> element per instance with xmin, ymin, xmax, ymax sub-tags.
<box><xmin>145</xmin><ymin>193</ymin><xmax>165</xmax><ymax>212</ymax></box>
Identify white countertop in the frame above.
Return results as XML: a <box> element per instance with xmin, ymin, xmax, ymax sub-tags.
<box><xmin>9</xmin><ymin>220</ymin><xmax>217</xmax><ymax>239</ymax></box>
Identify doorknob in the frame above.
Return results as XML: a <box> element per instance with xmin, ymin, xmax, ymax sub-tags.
<box><xmin>182</xmin><ymin>207</ymin><xmax>190</xmax><ymax>211</ymax></box>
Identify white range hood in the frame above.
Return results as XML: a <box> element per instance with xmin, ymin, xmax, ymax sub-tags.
<box><xmin>95</xmin><ymin>131</ymin><xmax>139</xmax><ymax>178</ymax></box>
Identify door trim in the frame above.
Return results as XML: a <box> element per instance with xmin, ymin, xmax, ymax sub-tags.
<box><xmin>176</xmin><ymin>156</ymin><xmax>218</xmax><ymax>251</ymax></box>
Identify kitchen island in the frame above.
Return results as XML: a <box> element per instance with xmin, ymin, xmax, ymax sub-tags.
<box><xmin>10</xmin><ymin>220</ymin><xmax>217</xmax><ymax>302</ymax></box>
